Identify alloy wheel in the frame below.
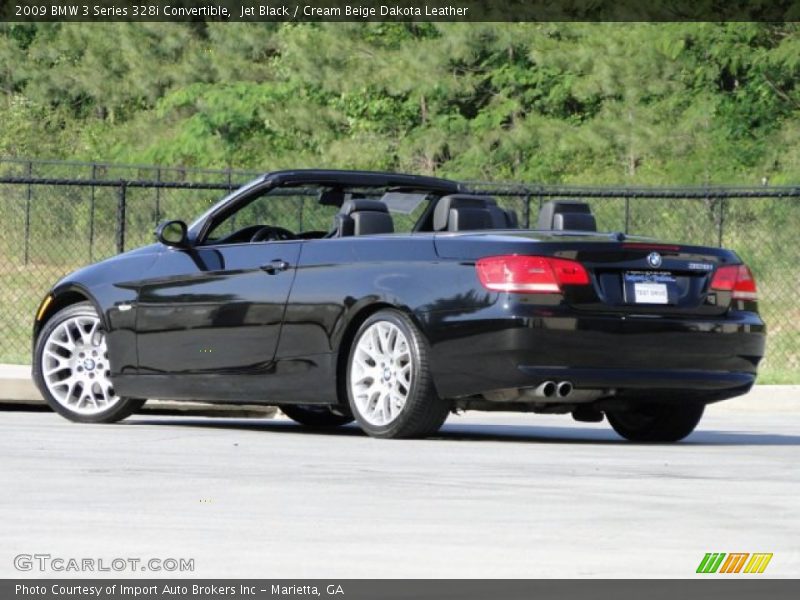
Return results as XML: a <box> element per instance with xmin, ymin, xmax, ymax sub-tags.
<box><xmin>349</xmin><ymin>320</ymin><xmax>413</xmax><ymax>426</ymax></box>
<box><xmin>41</xmin><ymin>315</ymin><xmax>120</xmax><ymax>415</ymax></box>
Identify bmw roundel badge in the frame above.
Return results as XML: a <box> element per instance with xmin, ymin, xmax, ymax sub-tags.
<box><xmin>647</xmin><ymin>252</ymin><xmax>663</xmax><ymax>268</ymax></box>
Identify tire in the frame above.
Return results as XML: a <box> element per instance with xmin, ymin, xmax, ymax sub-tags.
<box><xmin>32</xmin><ymin>301</ymin><xmax>145</xmax><ymax>423</ymax></box>
<box><xmin>345</xmin><ymin>309</ymin><xmax>450</xmax><ymax>439</ymax></box>
<box><xmin>606</xmin><ymin>403</ymin><xmax>705</xmax><ymax>442</ymax></box>
<box><xmin>280</xmin><ymin>404</ymin><xmax>354</xmax><ymax>428</ymax></box>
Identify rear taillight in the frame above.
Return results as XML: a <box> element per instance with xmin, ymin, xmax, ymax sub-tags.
<box><xmin>710</xmin><ymin>264</ymin><xmax>758</xmax><ymax>301</ymax></box>
<box><xmin>476</xmin><ymin>255</ymin><xmax>590</xmax><ymax>293</ymax></box>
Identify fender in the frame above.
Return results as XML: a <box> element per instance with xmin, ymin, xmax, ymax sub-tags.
<box><xmin>33</xmin><ymin>246</ymin><xmax>161</xmax><ymax>376</ymax></box>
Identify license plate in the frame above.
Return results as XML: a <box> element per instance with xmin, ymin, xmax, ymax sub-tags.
<box><xmin>633</xmin><ymin>282</ymin><xmax>668</xmax><ymax>304</ymax></box>
<box><xmin>624</xmin><ymin>271</ymin><xmax>676</xmax><ymax>304</ymax></box>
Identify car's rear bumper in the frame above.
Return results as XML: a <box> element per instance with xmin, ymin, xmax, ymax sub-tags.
<box><xmin>422</xmin><ymin>307</ymin><xmax>765</xmax><ymax>402</ymax></box>
<box><xmin>516</xmin><ymin>366</ymin><xmax>754</xmax><ymax>390</ymax></box>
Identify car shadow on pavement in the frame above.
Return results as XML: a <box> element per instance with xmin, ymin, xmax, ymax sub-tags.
<box><xmin>437</xmin><ymin>423</ymin><xmax>800</xmax><ymax>446</ymax></box>
<box><xmin>123</xmin><ymin>417</ymin><xmax>800</xmax><ymax>446</ymax></box>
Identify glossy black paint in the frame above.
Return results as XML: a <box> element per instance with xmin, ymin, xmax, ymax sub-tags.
<box><xmin>33</xmin><ymin>170</ymin><xmax>766</xmax><ymax>410</ymax></box>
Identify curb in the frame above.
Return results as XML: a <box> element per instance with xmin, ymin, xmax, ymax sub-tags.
<box><xmin>0</xmin><ymin>364</ymin><xmax>277</xmax><ymax>418</ymax></box>
<box><xmin>707</xmin><ymin>385</ymin><xmax>799</xmax><ymax>413</ymax></box>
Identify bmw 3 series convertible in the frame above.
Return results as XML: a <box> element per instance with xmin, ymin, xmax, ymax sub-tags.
<box><xmin>32</xmin><ymin>170</ymin><xmax>766</xmax><ymax>441</ymax></box>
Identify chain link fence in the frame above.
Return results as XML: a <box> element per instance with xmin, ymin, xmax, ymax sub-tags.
<box><xmin>1</xmin><ymin>158</ymin><xmax>797</xmax><ymax>383</ymax></box>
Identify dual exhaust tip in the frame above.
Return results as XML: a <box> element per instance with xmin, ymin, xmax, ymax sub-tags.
<box><xmin>534</xmin><ymin>380</ymin><xmax>573</xmax><ymax>398</ymax></box>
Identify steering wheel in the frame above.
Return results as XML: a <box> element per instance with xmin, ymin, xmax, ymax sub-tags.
<box><xmin>250</xmin><ymin>225</ymin><xmax>296</xmax><ymax>242</ymax></box>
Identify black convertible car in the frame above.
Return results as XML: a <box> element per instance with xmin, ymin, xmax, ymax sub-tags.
<box><xmin>32</xmin><ymin>170</ymin><xmax>765</xmax><ymax>441</ymax></box>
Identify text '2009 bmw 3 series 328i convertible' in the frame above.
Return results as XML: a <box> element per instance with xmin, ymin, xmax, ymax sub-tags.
<box><xmin>32</xmin><ymin>170</ymin><xmax>766</xmax><ymax>441</ymax></box>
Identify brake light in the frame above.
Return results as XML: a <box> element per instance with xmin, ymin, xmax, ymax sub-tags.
<box><xmin>710</xmin><ymin>264</ymin><xmax>758</xmax><ymax>301</ymax></box>
<box><xmin>476</xmin><ymin>255</ymin><xmax>590</xmax><ymax>293</ymax></box>
<box><xmin>622</xmin><ymin>243</ymin><xmax>681</xmax><ymax>252</ymax></box>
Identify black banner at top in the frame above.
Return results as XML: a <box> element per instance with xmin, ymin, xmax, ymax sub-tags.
<box><xmin>3</xmin><ymin>0</ymin><xmax>800</xmax><ymax>22</ymax></box>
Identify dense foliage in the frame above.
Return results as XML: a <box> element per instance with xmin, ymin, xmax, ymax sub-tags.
<box><xmin>3</xmin><ymin>22</ymin><xmax>800</xmax><ymax>184</ymax></box>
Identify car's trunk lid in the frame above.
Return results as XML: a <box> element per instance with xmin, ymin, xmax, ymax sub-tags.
<box><xmin>434</xmin><ymin>230</ymin><xmax>741</xmax><ymax>316</ymax></box>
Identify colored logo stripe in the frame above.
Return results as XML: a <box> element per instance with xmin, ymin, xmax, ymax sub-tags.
<box><xmin>719</xmin><ymin>553</ymin><xmax>749</xmax><ymax>573</ymax></box>
<box><xmin>744</xmin><ymin>553</ymin><xmax>773</xmax><ymax>574</ymax></box>
<box><xmin>697</xmin><ymin>553</ymin><xmax>726</xmax><ymax>573</ymax></box>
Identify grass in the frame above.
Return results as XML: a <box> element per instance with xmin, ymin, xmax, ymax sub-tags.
<box><xmin>758</xmin><ymin>370</ymin><xmax>799</xmax><ymax>385</ymax></box>
<box><xmin>0</xmin><ymin>262</ymin><xmax>77</xmax><ymax>364</ymax></box>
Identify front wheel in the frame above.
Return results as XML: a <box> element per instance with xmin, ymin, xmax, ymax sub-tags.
<box><xmin>32</xmin><ymin>302</ymin><xmax>145</xmax><ymax>423</ymax></box>
<box><xmin>346</xmin><ymin>309</ymin><xmax>450</xmax><ymax>439</ymax></box>
<box><xmin>606</xmin><ymin>403</ymin><xmax>705</xmax><ymax>442</ymax></box>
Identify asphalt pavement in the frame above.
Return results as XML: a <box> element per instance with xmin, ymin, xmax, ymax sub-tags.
<box><xmin>0</xmin><ymin>404</ymin><xmax>798</xmax><ymax>578</ymax></box>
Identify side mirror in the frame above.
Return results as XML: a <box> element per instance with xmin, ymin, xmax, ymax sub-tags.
<box><xmin>155</xmin><ymin>220</ymin><xmax>189</xmax><ymax>248</ymax></box>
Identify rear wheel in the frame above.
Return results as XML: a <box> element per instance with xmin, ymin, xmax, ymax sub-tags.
<box><xmin>606</xmin><ymin>403</ymin><xmax>705</xmax><ymax>442</ymax></box>
<box><xmin>280</xmin><ymin>405</ymin><xmax>353</xmax><ymax>428</ymax></box>
<box><xmin>345</xmin><ymin>309</ymin><xmax>450</xmax><ymax>439</ymax></box>
<box><xmin>33</xmin><ymin>302</ymin><xmax>145</xmax><ymax>423</ymax></box>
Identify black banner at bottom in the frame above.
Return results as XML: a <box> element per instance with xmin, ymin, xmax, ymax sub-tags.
<box><xmin>4</xmin><ymin>580</ymin><xmax>800</xmax><ymax>600</ymax></box>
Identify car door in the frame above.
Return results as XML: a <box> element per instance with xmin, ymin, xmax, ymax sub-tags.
<box><xmin>133</xmin><ymin>240</ymin><xmax>302</xmax><ymax>401</ymax></box>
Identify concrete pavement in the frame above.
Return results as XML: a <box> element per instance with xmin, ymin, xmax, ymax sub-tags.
<box><xmin>0</xmin><ymin>405</ymin><xmax>797</xmax><ymax>578</ymax></box>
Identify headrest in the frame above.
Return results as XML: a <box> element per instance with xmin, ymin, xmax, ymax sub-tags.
<box><xmin>352</xmin><ymin>211</ymin><xmax>394</xmax><ymax>236</ymax></box>
<box><xmin>339</xmin><ymin>199</ymin><xmax>388</xmax><ymax>215</ymax></box>
<box><xmin>553</xmin><ymin>212</ymin><xmax>597</xmax><ymax>231</ymax></box>
<box><xmin>537</xmin><ymin>201</ymin><xmax>596</xmax><ymax>231</ymax></box>
<box><xmin>433</xmin><ymin>194</ymin><xmax>497</xmax><ymax>231</ymax></box>
<box><xmin>447</xmin><ymin>207</ymin><xmax>493</xmax><ymax>232</ymax></box>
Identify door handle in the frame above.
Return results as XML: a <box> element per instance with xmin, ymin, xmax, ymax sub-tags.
<box><xmin>260</xmin><ymin>259</ymin><xmax>290</xmax><ymax>274</ymax></box>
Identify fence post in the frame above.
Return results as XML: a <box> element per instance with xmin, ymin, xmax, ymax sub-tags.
<box><xmin>89</xmin><ymin>163</ymin><xmax>96</xmax><ymax>261</ymax></box>
<box><xmin>717</xmin><ymin>196</ymin><xmax>725</xmax><ymax>248</ymax></box>
<box><xmin>155</xmin><ymin>168</ymin><xmax>161</xmax><ymax>224</ymax></box>
<box><xmin>624</xmin><ymin>196</ymin><xmax>631</xmax><ymax>234</ymax></box>
<box><xmin>227</xmin><ymin>168</ymin><xmax>236</xmax><ymax>230</ymax></box>
<box><xmin>116</xmin><ymin>182</ymin><xmax>127</xmax><ymax>254</ymax></box>
<box><xmin>523</xmin><ymin>193</ymin><xmax>531</xmax><ymax>228</ymax></box>
<box><xmin>297</xmin><ymin>197</ymin><xmax>304</xmax><ymax>232</ymax></box>
<box><xmin>24</xmin><ymin>161</ymin><xmax>32</xmax><ymax>265</ymax></box>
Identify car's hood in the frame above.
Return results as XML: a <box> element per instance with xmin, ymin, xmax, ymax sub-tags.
<box><xmin>53</xmin><ymin>243</ymin><xmax>163</xmax><ymax>291</ymax></box>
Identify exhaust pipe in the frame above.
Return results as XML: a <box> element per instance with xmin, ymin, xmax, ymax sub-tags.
<box><xmin>556</xmin><ymin>381</ymin><xmax>574</xmax><ymax>398</ymax></box>
<box><xmin>533</xmin><ymin>381</ymin><xmax>557</xmax><ymax>398</ymax></box>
